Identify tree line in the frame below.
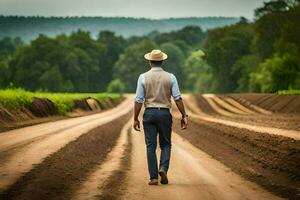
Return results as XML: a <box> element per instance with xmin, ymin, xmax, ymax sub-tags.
<box><xmin>0</xmin><ymin>0</ymin><xmax>299</xmax><ymax>93</ymax></box>
<box><xmin>0</xmin><ymin>16</ymin><xmax>238</xmax><ymax>42</ymax></box>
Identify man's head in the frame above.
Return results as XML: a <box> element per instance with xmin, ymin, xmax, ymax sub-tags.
<box><xmin>144</xmin><ymin>49</ymin><xmax>168</xmax><ymax>67</ymax></box>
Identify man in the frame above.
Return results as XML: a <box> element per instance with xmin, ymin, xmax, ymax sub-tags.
<box><xmin>133</xmin><ymin>49</ymin><xmax>188</xmax><ymax>185</ymax></box>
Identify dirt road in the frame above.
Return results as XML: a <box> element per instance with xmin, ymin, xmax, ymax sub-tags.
<box><xmin>123</xmin><ymin>128</ymin><xmax>281</xmax><ymax>200</ymax></box>
<box><xmin>0</xmin><ymin>94</ymin><xmax>299</xmax><ymax>200</ymax></box>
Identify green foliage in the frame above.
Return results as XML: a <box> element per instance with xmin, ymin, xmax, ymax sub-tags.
<box><xmin>250</xmin><ymin>50</ymin><xmax>300</xmax><ymax>92</ymax></box>
<box><xmin>0</xmin><ymin>88</ymin><xmax>122</xmax><ymax>114</ymax></box>
<box><xmin>254</xmin><ymin>0</ymin><xmax>299</xmax><ymax>18</ymax></box>
<box><xmin>154</xmin><ymin>26</ymin><xmax>205</xmax><ymax>46</ymax></box>
<box><xmin>5</xmin><ymin>31</ymin><xmax>108</xmax><ymax>92</ymax></box>
<box><xmin>0</xmin><ymin>88</ymin><xmax>34</xmax><ymax>110</ymax></box>
<box><xmin>232</xmin><ymin>55</ymin><xmax>261</xmax><ymax>92</ymax></box>
<box><xmin>113</xmin><ymin>40</ymin><xmax>157</xmax><ymax>92</ymax></box>
<box><xmin>160</xmin><ymin>43</ymin><xmax>185</xmax><ymax>86</ymax></box>
<box><xmin>1</xmin><ymin>2</ymin><xmax>300</xmax><ymax>94</ymax></box>
<box><xmin>107</xmin><ymin>79</ymin><xmax>126</xmax><ymax>94</ymax></box>
<box><xmin>278</xmin><ymin>90</ymin><xmax>300</xmax><ymax>94</ymax></box>
<box><xmin>201</xmin><ymin>1</ymin><xmax>300</xmax><ymax>93</ymax></box>
<box><xmin>204</xmin><ymin>22</ymin><xmax>254</xmax><ymax>92</ymax></box>
<box><xmin>183</xmin><ymin>50</ymin><xmax>213</xmax><ymax>92</ymax></box>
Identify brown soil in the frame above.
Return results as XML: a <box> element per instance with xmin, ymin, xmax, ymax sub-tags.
<box><xmin>195</xmin><ymin>95</ymin><xmax>218</xmax><ymax>115</ymax></box>
<box><xmin>27</xmin><ymin>97</ymin><xmax>59</xmax><ymax>117</ymax></box>
<box><xmin>0</xmin><ymin>107</ymin><xmax>15</xmax><ymax>122</ymax></box>
<box><xmin>103</xmin><ymin>98</ymin><xmax>115</xmax><ymax>109</ymax></box>
<box><xmin>97</xmin><ymin>127</ymin><xmax>132</xmax><ymax>200</ymax></box>
<box><xmin>0</xmin><ymin>97</ymin><xmax>60</xmax><ymax>132</ymax></box>
<box><xmin>0</xmin><ymin>112</ymin><xmax>132</xmax><ymax>200</ymax></box>
<box><xmin>0</xmin><ymin>98</ymin><xmax>124</xmax><ymax>133</ymax></box>
<box><xmin>195</xmin><ymin>94</ymin><xmax>300</xmax><ymax>131</ymax></box>
<box><xmin>73</xmin><ymin>99</ymin><xmax>91</xmax><ymax>111</ymax></box>
<box><xmin>173</xmin><ymin>116</ymin><xmax>300</xmax><ymax>200</ymax></box>
<box><xmin>229</xmin><ymin>93</ymin><xmax>300</xmax><ymax>113</ymax></box>
<box><xmin>86</xmin><ymin>98</ymin><xmax>101</xmax><ymax>111</ymax></box>
<box><xmin>72</xmin><ymin>97</ymin><xmax>102</xmax><ymax>112</ymax></box>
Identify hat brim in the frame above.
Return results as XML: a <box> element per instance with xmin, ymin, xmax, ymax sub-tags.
<box><xmin>144</xmin><ymin>52</ymin><xmax>168</xmax><ymax>61</ymax></box>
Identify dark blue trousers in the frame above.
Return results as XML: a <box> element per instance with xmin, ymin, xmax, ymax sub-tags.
<box><xmin>143</xmin><ymin>108</ymin><xmax>172</xmax><ymax>180</ymax></box>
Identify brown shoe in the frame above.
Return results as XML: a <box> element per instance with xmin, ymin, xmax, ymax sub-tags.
<box><xmin>159</xmin><ymin>170</ymin><xmax>168</xmax><ymax>184</ymax></box>
<box><xmin>148</xmin><ymin>179</ymin><xmax>159</xmax><ymax>185</ymax></box>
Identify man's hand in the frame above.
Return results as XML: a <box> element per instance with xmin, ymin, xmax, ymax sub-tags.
<box><xmin>181</xmin><ymin>116</ymin><xmax>188</xmax><ymax>130</ymax></box>
<box><xmin>174</xmin><ymin>98</ymin><xmax>188</xmax><ymax>130</ymax></box>
<box><xmin>133</xmin><ymin>102</ymin><xmax>143</xmax><ymax>132</ymax></box>
<box><xmin>133</xmin><ymin>119</ymin><xmax>141</xmax><ymax>131</ymax></box>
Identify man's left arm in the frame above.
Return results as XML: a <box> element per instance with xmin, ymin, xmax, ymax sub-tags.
<box><xmin>133</xmin><ymin>75</ymin><xmax>144</xmax><ymax>131</ymax></box>
<box><xmin>171</xmin><ymin>74</ymin><xmax>188</xmax><ymax>129</ymax></box>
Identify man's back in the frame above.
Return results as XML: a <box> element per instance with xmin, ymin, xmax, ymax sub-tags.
<box><xmin>144</xmin><ymin>68</ymin><xmax>172</xmax><ymax>108</ymax></box>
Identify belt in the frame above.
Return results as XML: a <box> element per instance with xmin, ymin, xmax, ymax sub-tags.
<box><xmin>145</xmin><ymin>107</ymin><xmax>169</xmax><ymax>110</ymax></box>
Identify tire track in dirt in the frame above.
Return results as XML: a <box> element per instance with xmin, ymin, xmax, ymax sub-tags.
<box><xmin>0</xmin><ymin>112</ymin><xmax>132</xmax><ymax>200</ymax></box>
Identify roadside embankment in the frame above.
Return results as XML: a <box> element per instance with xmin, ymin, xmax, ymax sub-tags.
<box><xmin>0</xmin><ymin>89</ymin><xmax>124</xmax><ymax>132</ymax></box>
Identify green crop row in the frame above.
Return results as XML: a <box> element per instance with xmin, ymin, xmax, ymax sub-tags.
<box><xmin>278</xmin><ymin>90</ymin><xmax>300</xmax><ymax>95</ymax></box>
<box><xmin>0</xmin><ymin>88</ymin><xmax>122</xmax><ymax>114</ymax></box>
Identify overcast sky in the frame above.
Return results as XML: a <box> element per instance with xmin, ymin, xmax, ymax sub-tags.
<box><xmin>0</xmin><ymin>0</ymin><xmax>265</xmax><ymax>19</ymax></box>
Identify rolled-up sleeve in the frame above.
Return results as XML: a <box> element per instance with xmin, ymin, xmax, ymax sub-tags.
<box><xmin>171</xmin><ymin>74</ymin><xmax>181</xmax><ymax>100</ymax></box>
<box><xmin>135</xmin><ymin>74</ymin><xmax>145</xmax><ymax>103</ymax></box>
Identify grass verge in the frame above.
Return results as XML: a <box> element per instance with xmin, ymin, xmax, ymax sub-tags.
<box><xmin>278</xmin><ymin>90</ymin><xmax>300</xmax><ymax>95</ymax></box>
<box><xmin>0</xmin><ymin>88</ymin><xmax>122</xmax><ymax>114</ymax></box>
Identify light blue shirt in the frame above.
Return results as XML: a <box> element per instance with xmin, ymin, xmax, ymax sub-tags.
<box><xmin>135</xmin><ymin>67</ymin><xmax>182</xmax><ymax>103</ymax></box>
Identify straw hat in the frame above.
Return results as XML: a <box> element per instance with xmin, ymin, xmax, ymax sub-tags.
<box><xmin>144</xmin><ymin>49</ymin><xmax>168</xmax><ymax>61</ymax></box>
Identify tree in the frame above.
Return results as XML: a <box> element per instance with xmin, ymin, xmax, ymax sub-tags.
<box><xmin>255</xmin><ymin>0</ymin><xmax>299</xmax><ymax>18</ymax></box>
<box><xmin>183</xmin><ymin>50</ymin><xmax>213</xmax><ymax>92</ymax></box>
<box><xmin>160</xmin><ymin>42</ymin><xmax>185</xmax><ymax>88</ymax></box>
<box><xmin>232</xmin><ymin>55</ymin><xmax>261</xmax><ymax>92</ymax></box>
<box><xmin>107</xmin><ymin>79</ymin><xmax>126</xmax><ymax>94</ymax></box>
<box><xmin>249</xmin><ymin>50</ymin><xmax>300</xmax><ymax>92</ymax></box>
<box><xmin>113</xmin><ymin>40</ymin><xmax>157</xmax><ymax>92</ymax></box>
<box><xmin>69</xmin><ymin>30</ymin><xmax>107</xmax><ymax>91</ymax></box>
<box><xmin>39</xmin><ymin>65</ymin><xmax>73</xmax><ymax>92</ymax></box>
<box><xmin>7</xmin><ymin>33</ymin><xmax>107</xmax><ymax>92</ymax></box>
<box><xmin>98</xmin><ymin>31</ymin><xmax>126</xmax><ymax>89</ymax></box>
<box><xmin>204</xmin><ymin>23</ymin><xmax>254</xmax><ymax>92</ymax></box>
<box><xmin>154</xmin><ymin>26</ymin><xmax>204</xmax><ymax>46</ymax></box>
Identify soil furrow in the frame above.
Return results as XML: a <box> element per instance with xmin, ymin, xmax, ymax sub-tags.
<box><xmin>228</xmin><ymin>95</ymin><xmax>272</xmax><ymax>114</ymax></box>
<box><xmin>195</xmin><ymin>94</ymin><xmax>300</xmax><ymax>131</ymax></box>
<box><xmin>219</xmin><ymin>96</ymin><xmax>256</xmax><ymax>114</ymax></box>
<box><xmin>194</xmin><ymin>95</ymin><xmax>218</xmax><ymax>115</ymax></box>
<box><xmin>173</xmin><ymin>116</ymin><xmax>300</xmax><ymax>199</ymax></box>
<box><xmin>211</xmin><ymin>96</ymin><xmax>248</xmax><ymax>114</ymax></box>
<box><xmin>0</xmin><ymin>112</ymin><xmax>132</xmax><ymax>200</ymax></box>
<box><xmin>97</xmin><ymin>127</ymin><xmax>132</xmax><ymax>200</ymax></box>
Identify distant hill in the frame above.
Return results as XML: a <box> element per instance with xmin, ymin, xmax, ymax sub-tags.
<box><xmin>0</xmin><ymin>16</ymin><xmax>239</xmax><ymax>42</ymax></box>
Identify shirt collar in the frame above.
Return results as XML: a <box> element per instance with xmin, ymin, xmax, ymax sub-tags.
<box><xmin>150</xmin><ymin>67</ymin><xmax>163</xmax><ymax>71</ymax></box>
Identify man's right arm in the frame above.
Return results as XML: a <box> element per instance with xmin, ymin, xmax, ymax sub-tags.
<box><xmin>133</xmin><ymin>74</ymin><xmax>144</xmax><ymax>131</ymax></box>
